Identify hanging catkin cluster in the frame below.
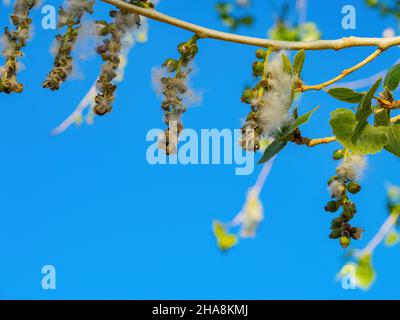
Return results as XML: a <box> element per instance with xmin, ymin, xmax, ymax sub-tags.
<box><xmin>154</xmin><ymin>36</ymin><xmax>199</xmax><ymax>154</ymax></box>
<box><xmin>0</xmin><ymin>0</ymin><xmax>38</xmax><ymax>93</ymax></box>
<box><xmin>325</xmin><ymin>151</ymin><xmax>366</xmax><ymax>249</ymax></box>
<box><xmin>240</xmin><ymin>51</ymin><xmax>295</xmax><ymax>151</ymax></box>
<box><xmin>93</xmin><ymin>1</ymin><xmax>151</xmax><ymax>116</ymax></box>
<box><xmin>42</xmin><ymin>0</ymin><xmax>95</xmax><ymax>91</ymax></box>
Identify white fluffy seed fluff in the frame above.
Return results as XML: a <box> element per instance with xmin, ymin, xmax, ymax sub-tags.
<box><xmin>328</xmin><ymin>180</ymin><xmax>345</xmax><ymax>198</ymax></box>
<box><xmin>151</xmin><ymin>64</ymin><xmax>202</xmax><ymax>108</ymax></box>
<box><xmin>239</xmin><ymin>188</ymin><xmax>264</xmax><ymax>238</ymax></box>
<box><xmin>258</xmin><ymin>54</ymin><xmax>295</xmax><ymax>136</ymax></box>
<box><xmin>337</xmin><ymin>155</ymin><xmax>366</xmax><ymax>181</ymax></box>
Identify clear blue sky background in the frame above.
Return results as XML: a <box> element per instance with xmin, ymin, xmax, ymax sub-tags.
<box><xmin>0</xmin><ymin>0</ymin><xmax>399</xmax><ymax>299</ymax></box>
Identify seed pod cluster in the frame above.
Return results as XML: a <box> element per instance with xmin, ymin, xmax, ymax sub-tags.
<box><xmin>326</xmin><ymin>150</ymin><xmax>366</xmax><ymax>249</ymax></box>
<box><xmin>240</xmin><ymin>49</ymin><xmax>269</xmax><ymax>151</ymax></box>
<box><xmin>0</xmin><ymin>0</ymin><xmax>38</xmax><ymax>94</ymax></box>
<box><xmin>43</xmin><ymin>0</ymin><xmax>95</xmax><ymax>91</ymax></box>
<box><xmin>157</xmin><ymin>36</ymin><xmax>199</xmax><ymax>155</ymax></box>
<box><xmin>93</xmin><ymin>1</ymin><xmax>147</xmax><ymax>116</ymax></box>
<box><xmin>240</xmin><ymin>49</ymin><xmax>295</xmax><ymax>151</ymax></box>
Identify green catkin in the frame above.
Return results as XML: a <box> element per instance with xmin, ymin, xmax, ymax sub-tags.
<box><xmin>157</xmin><ymin>36</ymin><xmax>199</xmax><ymax>155</ymax></box>
<box><xmin>43</xmin><ymin>0</ymin><xmax>95</xmax><ymax>91</ymax></box>
<box><xmin>93</xmin><ymin>1</ymin><xmax>152</xmax><ymax>116</ymax></box>
<box><xmin>0</xmin><ymin>0</ymin><xmax>38</xmax><ymax>94</ymax></box>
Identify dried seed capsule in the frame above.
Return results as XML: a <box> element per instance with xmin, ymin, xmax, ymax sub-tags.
<box><xmin>331</xmin><ymin>217</ymin><xmax>343</xmax><ymax>229</ymax></box>
<box><xmin>252</xmin><ymin>61</ymin><xmax>264</xmax><ymax>77</ymax></box>
<box><xmin>241</xmin><ymin>89</ymin><xmax>254</xmax><ymax>103</ymax></box>
<box><xmin>329</xmin><ymin>229</ymin><xmax>342</xmax><ymax>239</ymax></box>
<box><xmin>255</xmin><ymin>49</ymin><xmax>266</xmax><ymax>60</ymax></box>
<box><xmin>350</xmin><ymin>227</ymin><xmax>363</xmax><ymax>240</ymax></box>
<box><xmin>163</xmin><ymin>59</ymin><xmax>179</xmax><ymax>72</ymax></box>
<box><xmin>347</xmin><ymin>182</ymin><xmax>361</xmax><ymax>194</ymax></box>
<box><xmin>341</xmin><ymin>210</ymin><xmax>354</xmax><ymax>222</ymax></box>
<box><xmin>325</xmin><ymin>201</ymin><xmax>340</xmax><ymax>213</ymax></box>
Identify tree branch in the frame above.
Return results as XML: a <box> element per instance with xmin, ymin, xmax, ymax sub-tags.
<box><xmin>101</xmin><ymin>0</ymin><xmax>400</xmax><ymax>51</ymax></box>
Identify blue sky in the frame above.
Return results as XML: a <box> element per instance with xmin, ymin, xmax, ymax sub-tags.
<box><xmin>0</xmin><ymin>0</ymin><xmax>400</xmax><ymax>299</ymax></box>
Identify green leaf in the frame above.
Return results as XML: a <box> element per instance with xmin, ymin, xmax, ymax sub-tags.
<box><xmin>356</xmin><ymin>78</ymin><xmax>381</xmax><ymax>123</ymax></box>
<box><xmin>212</xmin><ymin>221</ymin><xmax>238</xmax><ymax>251</ymax></box>
<box><xmin>293</xmin><ymin>49</ymin><xmax>305</xmax><ymax>77</ymax></box>
<box><xmin>290</xmin><ymin>106</ymin><xmax>320</xmax><ymax>131</ymax></box>
<box><xmin>327</xmin><ymin>87</ymin><xmax>364</xmax><ymax>103</ymax></box>
<box><xmin>385</xmin><ymin>230</ymin><xmax>399</xmax><ymax>247</ymax></box>
<box><xmin>355</xmin><ymin>254</ymin><xmax>375</xmax><ymax>290</ymax></box>
<box><xmin>384</xmin><ymin>125</ymin><xmax>400</xmax><ymax>157</ymax></box>
<box><xmin>384</xmin><ymin>63</ymin><xmax>400</xmax><ymax>91</ymax></box>
<box><xmin>374</xmin><ymin>109</ymin><xmax>390</xmax><ymax>127</ymax></box>
<box><xmin>281</xmin><ymin>53</ymin><xmax>292</xmax><ymax>75</ymax></box>
<box><xmin>258</xmin><ymin>139</ymin><xmax>287</xmax><ymax>164</ymax></box>
<box><xmin>330</xmin><ymin>108</ymin><xmax>388</xmax><ymax>154</ymax></box>
<box><xmin>350</xmin><ymin>121</ymin><xmax>368</xmax><ymax>145</ymax></box>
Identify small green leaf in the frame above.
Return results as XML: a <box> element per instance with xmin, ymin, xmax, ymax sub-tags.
<box><xmin>290</xmin><ymin>106</ymin><xmax>320</xmax><ymax>131</ymax></box>
<box><xmin>213</xmin><ymin>221</ymin><xmax>237</xmax><ymax>251</ymax></box>
<box><xmin>356</xmin><ymin>78</ymin><xmax>381</xmax><ymax>123</ymax></box>
<box><xmin>384</xmin><ymin>63</ymin><xmax>400</xmax><ymax>91</ymax></box>
<box><xmin>384</xmin><ymin>125</ymin><xmax>400</xmax><ymax>157</ymax></box>
<box><xmin>327</xmin><ymin>87</ymin><xmax>364</xmax><ymax>103</ymax></box>
<box><xmin>293</xmin><ymin>49</ymin><xmax>305</xmax><ymax>77</ymax></box>
<box><xmin>355</xmin><ymin>254</ymin><xmax>375</xmax><ymax>290</ymax></box>
<box><xmin>258</xmin><ymin>139</ymin><xmax>287</xmax><ymax>164</ymax></box>
<box><xmin>281</xmin><ymin>53</ymin><xmax>292</xmax><ymax>75</ymax></box>
<box><xmin>385</xmin><ymin>230</ymin><xmax>399</xmax><ymax>247</ymax></box>
<box><xmin>330</xmin><ymin>108</ymin><xmax>388</xmax><ymax>154</ymax></box>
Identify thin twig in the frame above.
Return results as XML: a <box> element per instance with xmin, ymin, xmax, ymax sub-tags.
<box><xmin>307</xmin><ymin>136</ymin><xmax>337</xmax><ymax>147</ymax></box>
<box><xmin>302</xmin><ymin>48</ymin><xmax>385</xmax><ymax>91</ymax></box>
<box><xmin>307</xmin><ymin>114</ymin><xmax>400</xmax><ymax>147</ymax></box>
<box><xmin>333</xmin><ymin>58</ymin><xmax>400</xmax><ymax>90</ymax></box>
